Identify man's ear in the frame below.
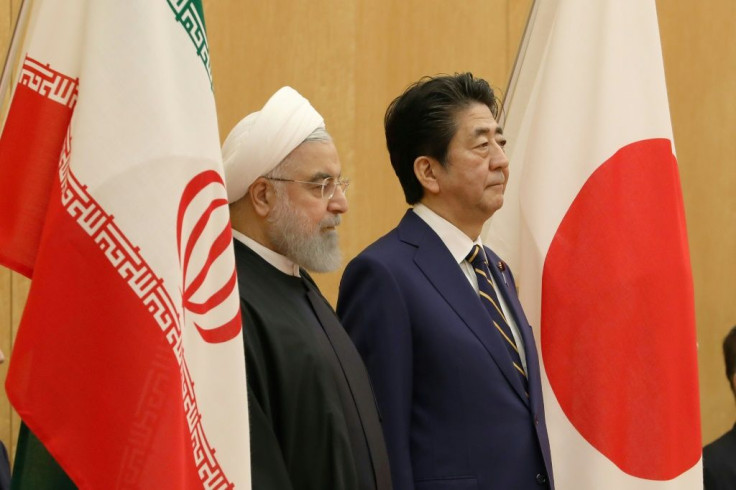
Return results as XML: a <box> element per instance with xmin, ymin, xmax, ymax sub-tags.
<box><xmin>248</xmin><ymin>178</ymin><xmax>273</xmax><ymax>218</ymax></box>
<box><xmin>414</xmin><ymin>156</ymin><xmax>441</xmax><ymax>195</ymax></box>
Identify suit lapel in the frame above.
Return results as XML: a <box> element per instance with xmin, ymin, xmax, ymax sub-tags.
<box><xmin>398</xmin><ymin>212</ymin><xmax>530</xmax><ymax>405</ymax></box>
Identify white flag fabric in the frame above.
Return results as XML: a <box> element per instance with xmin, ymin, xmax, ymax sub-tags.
<box><xmin>484</xmin><ymin>0</ymin><xmax>702</xmax><ymax>488</ymax></box>
<box><xmin>0</xmin><ymin>1</ymin><xmax>251</xmax><ymax>488</ymax></box>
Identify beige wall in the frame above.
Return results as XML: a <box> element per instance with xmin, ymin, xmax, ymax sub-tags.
<box><xmin>0</xmin><ymin>0</ymin><xmax>733</xmax><ymax>462</ymax></box>
<box><xmin>0</xmin><ymin>0</ymin><xmax>25</xmax><ymax>462</ymax></box>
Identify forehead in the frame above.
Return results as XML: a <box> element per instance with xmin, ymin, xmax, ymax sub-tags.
<box><xmin>288</xmin><ymin>140</ymin><xmax>341</xmax><ymax>177</ymax></box>
<box><xmin>452</xmin><ymin>103</ymin><xmax>498</xmax><ymax>138</ymax></box>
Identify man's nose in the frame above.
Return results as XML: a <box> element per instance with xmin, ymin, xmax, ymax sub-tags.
<box><xmin>491</xmin><ymin>149</ymin><xmax>509</xmax><ymax>170</ymax></box>
<box><xmin>327</xmin><ymin>186</ymin><xmax>348</xmax><ymax>214</ymax></box>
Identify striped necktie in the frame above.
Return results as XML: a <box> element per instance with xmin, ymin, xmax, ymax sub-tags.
<box><xmin>466</xmin><ymin>244</ymin><xmax>528</xmax><ymax>391</ymax></box>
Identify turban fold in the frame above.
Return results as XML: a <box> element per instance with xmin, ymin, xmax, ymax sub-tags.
<box><xmin>222</xmin><ymin>86</ymin><xmax>324</xmax><ymax>203</ymax></box>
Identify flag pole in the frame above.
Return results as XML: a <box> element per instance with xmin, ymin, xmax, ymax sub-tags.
<box><xmin>500</xmin><ymin>0</ymin><xmax>539</xmax><ymax>127</ymax></box>
<box><xmin>0</xmin><ymin>0</ymin><xmax>31</xmax><ymax>131</ymax></box>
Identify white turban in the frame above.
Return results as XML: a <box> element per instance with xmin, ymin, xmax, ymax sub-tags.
<box><xmin>222</xmin><ymin>86</ymin><xmax>324</xmax><ymax>203</ymax></box>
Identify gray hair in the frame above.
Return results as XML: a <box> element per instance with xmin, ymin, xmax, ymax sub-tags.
<box><xmin>303</xmin><ymin>126</ymin><xmax>332</xmax><ymax>143</ymax></box>
<box><xmin>266</xmin><ymin>126</ymin><xmax>332</xmax><ymax>179</ymax></box>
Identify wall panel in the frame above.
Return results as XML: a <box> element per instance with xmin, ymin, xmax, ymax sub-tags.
<box><xmin>0</xmin><ymin>268</ymin><xmax>10</xmax><ymax>459</ymax></box>
<box><xmin>7</xmin><ymin>273</ymin><xmax>26</xmax><ymax>460</ymax></box>
<box><xmin>8</xmin><ymin>0</ymin><xmax>25</xmax><ymax>462</ymax></box>
<box><xmin>507</xmin><ymin>0</ymin><xmax>533</xmax><ymax>76</ymax></box>
<box><xmin>0</xmin><ymin>0</ymin><xmax>10</xmax><ymax>462</ymax></box>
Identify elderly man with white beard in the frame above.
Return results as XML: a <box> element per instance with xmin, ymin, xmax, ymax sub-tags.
<box><xmin>222</xmin><ymin>87</ymin><xmax>392</xmax><ymax>490</ymax></box>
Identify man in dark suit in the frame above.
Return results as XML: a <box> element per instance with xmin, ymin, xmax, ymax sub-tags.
<box><xmin>703</xmin><ymin>325</ymin><xmax>736</xmax><ymax>490</ymax></box>
<box><xmin>223</xmin><ymin>87</ymin><xmax>391</xmax><ymax>490</ymax></box>
<box><xmin>337</xmin><ymin>73</ymin><xmax>554</xmax><ymax>489</ymax></box>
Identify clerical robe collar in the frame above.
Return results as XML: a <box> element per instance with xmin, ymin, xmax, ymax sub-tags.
<box><xmin>412</xmin><ymin>203</ymin><xmax>484</xmax><ymax>265</ymax></box>
<box><xmin>231</xmin><ymin>229</ymin><xmax>302</xmax><ymax>277</ymax></box>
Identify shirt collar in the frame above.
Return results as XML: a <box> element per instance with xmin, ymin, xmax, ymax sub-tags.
<box><xmin>412</xmin><ymin>203</ymin><xmax>484</xmax><ymax>264</ymax></box>
<box><xmin>232</xmin><ymin>228</ymin><xmax>302</xmax><ymax>277</ymax></box>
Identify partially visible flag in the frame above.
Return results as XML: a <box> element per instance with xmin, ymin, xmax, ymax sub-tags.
<box><xmin>0</xmin><ymin>1</ymin><xmax>251</xmax><ymax>488</ymax></box>
<box><xmin>484</xmin><ymin>0</ymin><xmax>702</xmax><ymax>488</ymax></box>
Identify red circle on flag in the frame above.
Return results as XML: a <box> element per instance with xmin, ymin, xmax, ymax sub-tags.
<box><xmin>541</xmin><ymin>138</ymin><xmax>701</xmax><ymax>480</ymax></box>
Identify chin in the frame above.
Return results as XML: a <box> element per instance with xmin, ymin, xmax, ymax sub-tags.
<box><xmin>482</xmin><ymin>196</ymin><xmax>504</xmax><ymax>214</ymax></box>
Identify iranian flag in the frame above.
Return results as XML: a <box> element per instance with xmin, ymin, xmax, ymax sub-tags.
<box><xmin>0</xmin><ymin>0</ymin><xmax>251</xmax><ymax>488</ymax></box>
<box><xmin>484</xmin><ymin>0</ymin><xmax>702</xmax><ymax>488</ymax></box>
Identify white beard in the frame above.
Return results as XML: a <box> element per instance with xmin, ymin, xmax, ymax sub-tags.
<box><xmin>266</xmin><ymin>196</ymin><xmax>342</xmax><ymax>273</ymax></box>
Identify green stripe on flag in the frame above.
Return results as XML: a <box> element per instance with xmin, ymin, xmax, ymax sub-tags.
<box><xmin>166</xmin><ymin>0</ymin><xmax>212</xmax><ymax>86</ymax></box>
<box><xmin>12</xmin><ymin>423</ymin><xmax>77</xmax><ymax>490</ymax></box>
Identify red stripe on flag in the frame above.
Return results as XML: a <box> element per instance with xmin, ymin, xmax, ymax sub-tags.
<box><xmin>6</xmin><ymin>182</ymin><xmax>202</xmax><ymax>488</ymax></box>
<box><xmin>541</xmin><ymin>138</ymin><xmax>700</xmax><ymax>480</ymax></box>
<box><xmin>0</xmin><ymin>79</ymin><xmax>74</xmax><ymax>276</ymax></box>
<box><xmin>6</xmin><ymin>120</ymin><xmax>236</xmax><ymax>485</ymax></box>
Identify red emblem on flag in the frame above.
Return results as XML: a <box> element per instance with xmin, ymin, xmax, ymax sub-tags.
<box><xmin>177</xmin><ymin>170</ymin><xmax>241</xmax><ymax>343</ymax></box>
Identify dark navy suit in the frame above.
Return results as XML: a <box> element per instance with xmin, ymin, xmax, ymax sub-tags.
<box><xmin>337</xmin><ymin>210</ymin><xmax>553</xmax><ymax>490</ymax></box>
<box><xmin>703</xmin><ymin>423</ymin><xmax>736</xmax><ymax>490</ymax></box>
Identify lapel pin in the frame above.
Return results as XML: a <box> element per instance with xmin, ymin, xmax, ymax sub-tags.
<box><xmin>497</xmin><ymin>261</ymin><xmax>508</xmax><ymax>286</ymax></box>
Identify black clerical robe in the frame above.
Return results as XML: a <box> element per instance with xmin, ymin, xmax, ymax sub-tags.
<box><xmin>234</xmin><ymin>240</ymin><xmax>391</xmax><ymax>490</ymax></box>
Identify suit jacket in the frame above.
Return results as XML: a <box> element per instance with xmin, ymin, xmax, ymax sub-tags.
<box><xmin>337</xmin><ymin>210</ymin><xmax>554</xmax><ymax>490</ymax></box>
<box><xmin>703</xmin><ymin>423</ymin><xmax>736</xmax><ymax>490</ymax></box>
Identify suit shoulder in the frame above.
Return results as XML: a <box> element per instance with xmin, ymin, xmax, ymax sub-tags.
<box><xmin>704</xmin><ymin>426</ymin><xmax>736</xmax><ymax>460</ymax></box>
<box><xmin>340</xmin><ymin>229</ymin><xmax>414</xmax><ymax>297</ymax></box>
<box><xmin>348</xmin><ymin>227</ymin><xmax>407</xmax><ymax>265</ymax></box>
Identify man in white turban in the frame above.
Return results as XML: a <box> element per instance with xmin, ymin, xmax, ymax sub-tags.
<box><xmin>223</xmin><ymin>87</ymin><xmax>392</xmax><ymax>490</ymax></box>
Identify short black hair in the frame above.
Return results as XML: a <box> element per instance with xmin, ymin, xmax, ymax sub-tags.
<box><xmin>384</xmin><ymin>73</ymin><xmax>500</xmax><ymax>204</ymax></box>
<box><xmin>724</xmin><ymin>325</ymin><xmax>736</xmax><ymax>393</ymax></box>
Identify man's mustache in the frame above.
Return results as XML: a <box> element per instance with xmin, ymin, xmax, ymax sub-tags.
<box><xmin>321</xmin><ymin>215</ymin><xmax>341</xmax><ymax>228</ymax></box>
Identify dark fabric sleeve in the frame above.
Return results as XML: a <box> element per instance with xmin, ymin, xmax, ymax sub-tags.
<box><xmin>241</xmin><ymin>302</ymin><xmax>295</xmax><ymax>490</ymax></box>
<box><xmin>247</xmin><ymin>384</ymin><xmax>295</xmax><ymax>490</ymax></box>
